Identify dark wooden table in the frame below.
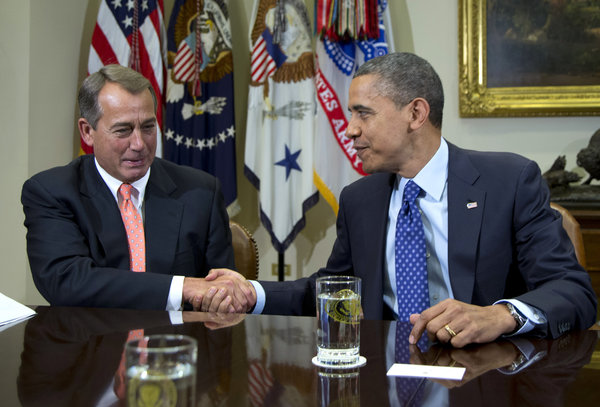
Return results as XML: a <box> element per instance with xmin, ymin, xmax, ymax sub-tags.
<box><xmin>0</xmin><ymin>306</ymin><xmax>599</xmax><ymax>406</ymax></box>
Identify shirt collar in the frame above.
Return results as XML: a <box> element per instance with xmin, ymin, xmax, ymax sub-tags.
<box><xmin>397</xmin><ymin>138</ymin><xmax>449</xmax><ymax>201</ymax></box>
<box><xmin>94</xmin><ymin>157</ymin><xmax>150</xmax><ymax>203</ymax></box>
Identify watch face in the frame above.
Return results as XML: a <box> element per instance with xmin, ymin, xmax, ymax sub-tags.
<box><xmin>508</xmin><ymin>303</ymin><xmax>526</xmax><ymax>326</ymax></box>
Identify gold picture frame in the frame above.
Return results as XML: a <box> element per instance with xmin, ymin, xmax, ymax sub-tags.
<box><xmin>459</xmin><ymin>0</ymin><xmax>600</xmax><ymax>117</ymax></box>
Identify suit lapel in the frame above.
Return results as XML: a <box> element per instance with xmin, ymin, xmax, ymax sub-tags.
<box><xmin>144</xmin><ymin>160</ymin><xmax>183</xmax><ymax>274</ymax></box>
<box><xmin>357</xmin><ymin>173</ymin><xmax>394</xmax><ymax>319</ymax></box>
<box><xmin>79</xmin><ymin>156</ymin><xmax>130</xmax><ymax>269</ymax></box>
<box><xmin>447</xmin><ymin>144</ymin><xmax>485</xmax><ymax>304</ymax></box>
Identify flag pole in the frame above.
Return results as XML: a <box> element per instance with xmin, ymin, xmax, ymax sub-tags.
<box><xmin>278</xmin><ymin>251</ymin><xmax>285</xmax><ymax>281</ymax></box>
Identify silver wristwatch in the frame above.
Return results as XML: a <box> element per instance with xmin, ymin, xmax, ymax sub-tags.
<box><xmin>506</xmin><ymin>302</ymin><xmax>526</xmax><ymax>331</ymax></box>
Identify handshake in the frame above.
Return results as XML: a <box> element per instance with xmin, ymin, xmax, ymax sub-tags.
<box><xmin>182</xmin><ymin>269</ymin><xmax>257</xmax><ymax>313</ymax></box>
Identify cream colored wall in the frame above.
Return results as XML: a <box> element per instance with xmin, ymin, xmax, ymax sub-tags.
<box><xmin>2</xmin><ymin>1</ymin><xmax>597</xmax><ymax>304</ymax></box>
<box><xmin>1</xmin><ymin>0</ymin><xmax>30</xmax><ymax>303</ymax></box>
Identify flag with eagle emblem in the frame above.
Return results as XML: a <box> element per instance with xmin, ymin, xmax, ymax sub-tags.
<box><xmin>164</xmin><ymin>0</ymin><xmax>238</xmax><ymax>214</ymax></box>
<box><xmin>244</xmin><ymin>0</ymin><xmax>318</xmax><ymax>253</ymax></box>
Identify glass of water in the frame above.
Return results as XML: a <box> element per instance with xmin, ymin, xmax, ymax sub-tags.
<box><xmin>125</xmin><ymin>334</ymin><xmax>197</xmax><ymax>407</ymax></box>
<box><xmin>314</xmin><ymin>276</ymin><xmax>365</xmax><ymax>368</ymax></box>
<box><xmin>318</xmin><ymin>368</ymin><xmax>360</xmax><ymax>406</ymax></box>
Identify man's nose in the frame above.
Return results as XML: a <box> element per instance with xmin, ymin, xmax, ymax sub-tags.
<box><xmin>346</xmin><ymin>116</ymin><xmax>360</xmax><ymax>139</ymax></box>
<box><xmin>129</xmin><ymin>128</ymin><xmax>144</xmax><ymax>150</ymax></box>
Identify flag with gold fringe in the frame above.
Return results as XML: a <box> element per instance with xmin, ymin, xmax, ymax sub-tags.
<box><xmin>244</xmin><ymin>0</ymin><xmax>318</xmax><ymax>253</ymax></box>
<box><xmin>314</xmin><ymin>0</ymin><xmax>394</xmax><ymax>214</ymax></box>
<box><xmin>164</xmin><ymin>0</ymin><xmax>238</xmax><ymax>214</ymax></box>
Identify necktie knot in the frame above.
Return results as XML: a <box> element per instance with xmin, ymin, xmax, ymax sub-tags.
<box><xmin>119</xmin><ymin>183</ymin><xmax>134</xmax><ymax>201</ymax></box>
<box><xmin>403</xmin><ymin>180</ymin><xmax>421</xmax><ymax>204</ymax></box>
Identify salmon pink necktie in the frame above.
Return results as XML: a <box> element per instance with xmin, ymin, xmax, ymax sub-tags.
<box><xmin>118</xmin><ymin>183</ymin><xmax>146</xmax><ymax>272</ymax></box>
<box><xmin>115</xmin><ymin>184</ymin><xmax>146</xmax><ymax>400</ymax></box>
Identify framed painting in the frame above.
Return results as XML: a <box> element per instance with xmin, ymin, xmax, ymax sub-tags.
<box><xmin>459</xmin><ymin>0</ymin><xmax>600</xmax><ymax>117</ymax></box>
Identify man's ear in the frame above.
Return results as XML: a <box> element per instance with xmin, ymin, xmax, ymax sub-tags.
<box><xmin>408</xmin><ymin>98</ymin><xmax>430</xmax><ymax>130</ymax></box>
<box><xmin>78</xmin><ymin>118</ymin><xmax>94</xmax><ymax>147</ymax></box>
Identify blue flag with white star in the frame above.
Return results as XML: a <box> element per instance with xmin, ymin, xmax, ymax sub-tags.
<box><xmin>244</xmin><ymin>0</ymin><xmax>318</xmax><ymax>252</ymax></box>
<box><xmin>164</xmin><ymin>0</ymin><xmax>238</xmax><ymax>213</ymax></box>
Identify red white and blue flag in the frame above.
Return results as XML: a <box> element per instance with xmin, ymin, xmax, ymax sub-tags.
<box><xmin>314</xmin><ymin>0</ymin><xmax>394</xmax><ymax>214</ymax></box>
<box><xmin>164</xmin><ymin>0</ymin><xmax>238</xmax><ymax>213</ymax></box>
<box><xmin>250</xmin><ymin>28</ymin><xmax>288</xmax><ymax>83</ymax></box>
<box><xmin>245</xmin><ymin>0</ymin><xmax>318</xmax><ymax>253</ymax></box>
<box><xmin>85</xmin><ymin>0</ymin><xmax>167</xmax><ymax>156</ymax></box>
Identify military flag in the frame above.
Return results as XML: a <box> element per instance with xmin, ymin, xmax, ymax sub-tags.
<box><xmin>245</xmin><ymin>0</ymin><xmax>318</xmax><ymax>253</ymax></box>
<box><xmin>314</xmin><ymin>0</ymin><xmax>394</xmax><ymax>213</ymax></box>
<box><xmin>164</xmin><ymin>0</ymin><xmax>238</xmax><ymax>213</ymax></box>
<box><xmin>85</xmin><ymin>0</ymin><xmax>167</xmax><ymax>156</ymax></box>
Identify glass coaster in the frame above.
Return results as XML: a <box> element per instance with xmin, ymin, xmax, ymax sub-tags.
<box><xmin>311</xmin><ymin>355</ymin><xmax>367</xmax><ymax>369</ymax></box>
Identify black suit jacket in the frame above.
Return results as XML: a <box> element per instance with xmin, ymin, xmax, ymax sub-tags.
<box><xmin>21</xmin><ymin>155</ymin><xmax>235</xmax><ymax>309</ymax></box>
<box><xmin>261</xmin><ymin>142</ymin><xmax>597</xmax><ymax>337</ymax></box>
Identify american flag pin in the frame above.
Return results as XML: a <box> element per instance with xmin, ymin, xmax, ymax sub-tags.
<box><xmin>467</xmin><ymin>202</ymin><xmax>478</xmax><ymax>209</ymax></box>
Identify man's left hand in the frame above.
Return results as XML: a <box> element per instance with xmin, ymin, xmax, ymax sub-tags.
<box><xmin>408</xmin><ymin>299</ymin><xmax>517</xmax><ymax>348</ymax></box>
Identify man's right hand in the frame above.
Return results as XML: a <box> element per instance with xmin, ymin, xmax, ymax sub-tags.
<box><xmin>182</xmin><ymin>269</ymin><xmax>257</xmax><ymax>313</ymax></box>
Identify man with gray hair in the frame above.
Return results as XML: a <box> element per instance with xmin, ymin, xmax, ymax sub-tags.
<box><xmin>22</xmin><ymin>64</ymin><xmax>255</xmax><ymax>312</ymax></box>
<box><xmin>210</xmin><ymin>52</ymin><xmax>596</xmax><ymax>347</ymax></box>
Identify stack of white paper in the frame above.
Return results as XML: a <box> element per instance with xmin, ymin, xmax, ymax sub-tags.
<box><xmin>0</xmin><ymin>292</ymin><xmax>36</xmax><ymax>332</ymax></box>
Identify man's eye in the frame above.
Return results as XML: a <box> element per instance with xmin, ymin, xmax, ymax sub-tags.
<box><xmin>114</xmin><ymin>128</ymin><xmax>131</xmax><ymax>136</ymax></box>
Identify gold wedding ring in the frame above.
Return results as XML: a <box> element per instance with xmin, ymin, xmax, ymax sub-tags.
<box><xmin>444</xmin><ymin>324</ymin><xmax>457</xmax><ymax>338</ymax></box>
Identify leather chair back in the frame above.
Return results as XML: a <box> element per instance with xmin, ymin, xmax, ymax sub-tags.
<box><xmin>229</xmin><ymin>221</ymin><xmax>259</xmax><ymax>280</ymax></box>
<box><xmin>550</xmin><ymin>202</ymin><xmax>587</xmax><ymax>268</ymax></box>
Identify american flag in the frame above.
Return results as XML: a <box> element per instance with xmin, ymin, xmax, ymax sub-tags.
<box><xmin>172</xmin><ymin>38</ymin><xmax>195</xmax><ymax>82</ymax></box>
<box><xmin>83</xmin><ymin>0</ymin><xmax>166</xmax><ymax>155</ymax></box>
<box><xmin>250</xmin><ymin>28</ymin><xmax>287</xmax><ymax>83</ymax></box>
<box><xmin>248</xmin><ymin>361</ymin><xmax>275</xmax><ymax>407</ymax></box>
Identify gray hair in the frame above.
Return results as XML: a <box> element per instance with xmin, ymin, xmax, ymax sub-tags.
<box><xmin>354</xmin><ymin>52</ymin><xmax>444</xmax><ymax>129</ymax></box>
<box><xmin>78</xmin><ymin>64</ymin><xmax>157</xmax><ymax>129</ymax></box>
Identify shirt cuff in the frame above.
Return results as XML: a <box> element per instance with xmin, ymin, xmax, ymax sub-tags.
<box><xmin>497</xmin><ymin>336</ymin><xmax>547</xmax><ymax>374</ymax></box>
<box><xmin>168</xmin><ymin>311</ymin><xmax>183</xmax><ymax>325</ymax></box>
<box><xmin>167</xmin><ymin>275</ymin><xmax>185</xmax><ymax>311</ymax></box>
<box><xmin>494</xmin><ymin>298</ymin><xmax>548</xmax><ymax>335</ymax></box>
<box><xmin>249</xmin><ymin>280</ymin><xmax>266</xmax><ymax>314</ymax></box>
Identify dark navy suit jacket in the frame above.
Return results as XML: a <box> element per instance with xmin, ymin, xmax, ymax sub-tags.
<box><xmin>21</xmin><ymin>155</ymin><xmax>234</xmax><ymax>309</ymax></box>
<box><xmin>261</xmin><ymin>142</ymin><xmax>597</xmax><ymax>338</ymax></box>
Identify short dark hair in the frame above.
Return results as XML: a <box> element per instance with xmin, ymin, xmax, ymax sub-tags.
<box><xmin>78</xmin><ymin>64</ymin><xmax>157</xmax><ymax>129</ymax></box>
<box><xmin>354</xmin><ymin>52</ymin><xmax>444</xmax><ymax>129</ymax></box>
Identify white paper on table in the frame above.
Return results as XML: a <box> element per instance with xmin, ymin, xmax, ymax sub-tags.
<box><xmin>387</xmin><ymin>363</ymin><xmax>466</xmax><ymax>380</ymax></box>
<box><xmin>0</xmin><ymin>292</ymin><xmax>36</xmax><ymax>331</ymax></box>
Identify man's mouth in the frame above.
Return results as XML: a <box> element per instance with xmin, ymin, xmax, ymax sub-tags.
<box><xmin>354</xmin><ymin>145</ymin><xmax>367</xmax><ymax>156</ymax></box>
<box><xmin>123</xmin><ymin>158</ymin><xmax>144</xmax><ymax>166</ymax></box>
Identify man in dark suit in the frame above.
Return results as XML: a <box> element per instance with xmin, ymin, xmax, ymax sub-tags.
<box><xmin>210</xmin><ymin>52</ymin><xmax>596</xmax><ymax>346</ymax></box>
<box><xmin>21</xmin><ymin>65</ymin><xmax>254</xmax><ymax>312</ymax></box>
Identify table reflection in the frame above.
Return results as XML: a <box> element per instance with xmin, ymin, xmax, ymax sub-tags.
<box><xmin>13</xmin><ymin>307</ymin><xmax>599</xmax><ymax>407</ymax></box>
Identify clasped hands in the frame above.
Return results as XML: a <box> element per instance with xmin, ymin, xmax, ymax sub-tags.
<box><xmin>408</xmin><ymin>299</ymin><xmax>518</xmax><ymax>348</ymax></box>
<box><xmin>182</xmin><ymin>269</ymin><xmax>257</xmax><ymax>313</ymax></box>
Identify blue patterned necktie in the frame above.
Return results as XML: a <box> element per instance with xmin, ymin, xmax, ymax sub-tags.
<box><xmin>395</xmin><ymin>180</ymin><xmax>430</xmax><ymax>322</ymax></box>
